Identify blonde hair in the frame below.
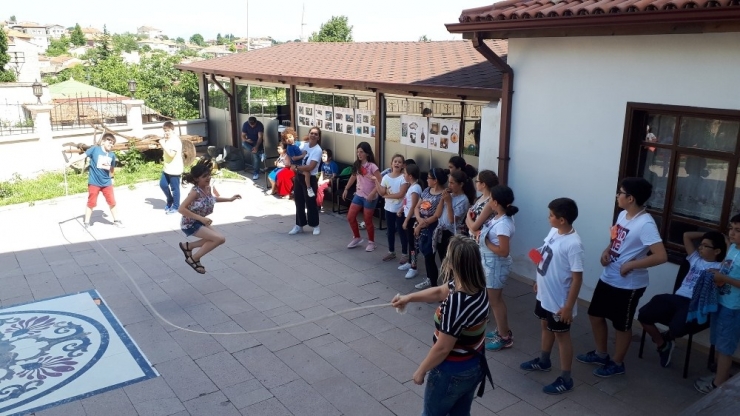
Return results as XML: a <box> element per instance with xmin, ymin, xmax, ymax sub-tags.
<box><xmin>440</xmin><ymin>235</ymin><xmax>486</xmax><ymax>293</ymax></box>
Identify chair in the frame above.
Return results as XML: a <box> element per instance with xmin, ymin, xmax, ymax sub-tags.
<box><xmin>638</xmin><ymin>259</ymin><xmax>716</xmax><ymax>378</ymax></box>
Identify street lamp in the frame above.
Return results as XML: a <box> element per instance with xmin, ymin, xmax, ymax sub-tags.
<box><xmin>31</xmin><ymin>80</ymin><xmax>43</xmax><ymax>104</ymax></box>
<box><xmin>127</xmin><ymin>80</ymin><xmax>137</xmax><ymax>99</ymax></box>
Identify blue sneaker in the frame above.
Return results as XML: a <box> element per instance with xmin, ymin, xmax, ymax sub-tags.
<box><xmin>543</xmin><ymin>377</ymin><xmax>574</xmax><ymax>395</ymax></box>
<box><xmin>165</xmin><ymin>205</ymin><xmax>172</xmax><ymax>214</ymax></box>
<box><xmin>593</xmin><ymin>360</ymin><xmax>625</xmax><ymax>378</ymax></box>
<box><xmin>486</xmin><ymin>333</ymin><xmax>513</xmax><ymax>351</ymax></box>
<box><xmin>520</xmin><ymin>358</ymin><xmax>551</xmax><ymax>372</ymax></box>
<box><xmin>576</xmin><ymin>350</ymin><xmax>610</xmax><ymax>366</ymax></box>
<box><xmin>486</xmin><ymin>330</ymin><xmax>500</xmax><ymax>339</ymax></box>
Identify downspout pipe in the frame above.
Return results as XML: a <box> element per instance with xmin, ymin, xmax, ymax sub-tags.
<box><xmin>472</xmin><ymin>33</ymin><xmax>513</xmax><ymax>185</ymax></box>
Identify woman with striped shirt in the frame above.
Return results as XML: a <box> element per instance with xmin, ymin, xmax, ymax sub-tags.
<box><xmin>392</xmin><ymin>235</ymin><xmax>492</xmax><ymax>415</ymax></box>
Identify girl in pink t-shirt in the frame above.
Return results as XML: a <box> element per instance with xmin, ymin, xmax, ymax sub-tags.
<box><xmin>342</xmin><ymin>142</ymin><xmax>382</xmax><ymax>252</ymax></box>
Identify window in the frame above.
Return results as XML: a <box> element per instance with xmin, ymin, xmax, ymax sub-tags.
<box><xmin>621</xmin><ymin>103</ymin><xmax>740</xmax><ymax>256</ymax></box>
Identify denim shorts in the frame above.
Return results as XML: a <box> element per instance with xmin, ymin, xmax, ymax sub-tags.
<box><xmin>710</xmin><ymin>304</ymin><xmax>740</xmax><ymax>356</ymax></box>
<box><xmin>482</xmin><ymin>252</ymin><xmax>512</xmax><ymax>289</ymax></box>
<box><xmin>351</xmin><ymin>194</ymin><xmax>378</xmax><ymax>210</ymax></box>
<box><xmin>422</xmin><ymin>364</ymin><xmax>482</xmax><ymax>416</ymax></box>
<box><xmin>182</xmin><ymin>220</ymin><xmax>204</xmax><ymax>237</ymax></box>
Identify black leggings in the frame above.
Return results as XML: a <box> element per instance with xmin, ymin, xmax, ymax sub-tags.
<box><xmin>425</xmin><ymin>229</ymin><xmax>453</xmax><ymax>287</ymax></box>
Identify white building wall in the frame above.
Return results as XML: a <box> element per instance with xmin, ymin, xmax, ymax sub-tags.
<box><xmin>7</xmin><ymin>38</ymin><xmax>41</xmax><ymax>83</ymax></box>
<box><xmin>477</xmin><ymin>101</ymin><xmax>500</xmax><ymax>172</ymax></box>
<box><xmin>506</xmin><ymin>32</ymin><xmax>740</xmax><ymax>304</ymax></box>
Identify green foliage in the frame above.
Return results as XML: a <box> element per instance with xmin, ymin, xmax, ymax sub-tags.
<box><xmin>175</xmin><ymin>37</ymin><xmax>185</xmax><ymax>44</ymax></box>
<box><xmin>0</xmin><ymin>29</ymin><xmax>15</xmax><ymax>82</ymax></box>
<box><xmin>216</xmin><ymin>33</ymin><xmax>223</xmax><ymax>45</ymax></box>
<box><xmin>94</xmin><ymin>25</ymin><xmax>112</xmax><ymax>62</ymax></box>
<box><xmin>112</xmin><ymin>32</ymin><xmax>139</xmax><ymax>53</ymax></box>
<box><xmin>46</xmin><ymin>35</ymin><xmax>71</xmax><ymax>57</ymax></box>
<box><xmin>308</xmin><ymin>16</ymin><xmax>353</xmax><ymax>42</ymax></box>
<box><xmin>70</xmin><ymin>24</ymin><xmax>86</xmax><ymax>47</ymax></box>
<box><xmin>189</xmin><ymin>33</ymin><xmax>205</xmax><ymax>46</ymax></box>
<box><xmin>9</xmin><ymin>15</ymin><xmax>16</xmax><ymax>23</ymax></box>
<box><xmin>116</xmin><ymin>142</ymin><xmax>146</xmax><ymax>173</ymax></box>
<box><xmin>0</xmin><ymin>162</ymin><xmax>163</xmax><ymax>206</ymax></box>
<box><xmin>418</xmin><ymin>35</ymin><xmax>430</xmax><ymax>42</ymax></box>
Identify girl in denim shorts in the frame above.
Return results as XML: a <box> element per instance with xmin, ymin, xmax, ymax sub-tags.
<box><xmin>478</xmin><ymin>185</ymin><xmax>518</xmax><ymax>351</ymax></box>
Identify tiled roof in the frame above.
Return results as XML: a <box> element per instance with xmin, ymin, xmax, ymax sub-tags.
<box><xmin>177</xmin><ymin>40</ymin><xmax>507</xmax><ymax>97</ymax></box>
<box><xmin>459</xmin><ymin>0</ymin><xmax>740</xmax><ymax>22</ymax></box>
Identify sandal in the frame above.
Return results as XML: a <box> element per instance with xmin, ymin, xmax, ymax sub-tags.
<box><xmin>179</xmin><ymin>242</ymin><xmax>192</xmax><ymax>259</ymax></box>
<box><xmin>185</xmin><ymin>255</ymin><xmax>206</xmax><ymax>274</ymax></box>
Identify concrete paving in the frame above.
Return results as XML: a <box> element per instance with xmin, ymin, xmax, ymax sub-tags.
<box><xmin>0</xmin><ymin>176</ymin><xmax>714</xmax><ymax>415</ymax></box>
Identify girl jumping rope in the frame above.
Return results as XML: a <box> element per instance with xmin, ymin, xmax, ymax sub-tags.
<box><xmin>178</xmin><ymin>158</ymin><xmax>241</xmax><ymax>274</ymax></box>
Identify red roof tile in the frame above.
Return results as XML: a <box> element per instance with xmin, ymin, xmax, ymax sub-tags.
<box><xmin>177</xmin><ymin>41</ymin><xmax>508</xmax><ymax>99</ymax></box>
<box><xmin>457</xmin><ymin>0</ymin><xmax>740</xmax><ymax>23</ymax></box>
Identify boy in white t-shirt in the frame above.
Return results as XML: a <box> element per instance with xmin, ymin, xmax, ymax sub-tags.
<box><xmin>520</xmin><ymin>198</ymin><xmax>584</xmax><ymax>395</ymax></box>
<box><xmin>577</xmin><ymin>177</ymin><xmax>667</xmax><ymax>378</ymax></box>
<box><xmin>638</xmin><ymin>231</ymin><xmax>725</xmax><ymax>368</ymax></box>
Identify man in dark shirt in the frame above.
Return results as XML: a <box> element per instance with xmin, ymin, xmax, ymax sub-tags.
<box><xmin>241</xmin><ymin>116</ymin><xmax>264</xmax><ymax>180</ymax></box>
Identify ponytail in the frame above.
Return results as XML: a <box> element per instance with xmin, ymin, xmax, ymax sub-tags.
<box><xmin>183</xmin><ymin>158</ymin><xmax>211</xmax><ymax>186</ymax></box>
<box><xmin>451</xmin><ymin>170</ymin><xmax>476</xmax><ymax>204</ymax></box>
<box><xmin>491</xmin><ymin>185</ymin><xmax>518</xmax><ymax>217</ymax></box>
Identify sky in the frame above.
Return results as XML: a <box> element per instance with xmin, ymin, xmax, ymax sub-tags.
<box><xmin>5</xmin><ymin>0</ymin><xmax>493</xmax><ymax>42</ymax></box>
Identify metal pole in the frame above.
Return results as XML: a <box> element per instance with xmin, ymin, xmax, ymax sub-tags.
<box><xmin>246</xmin><ymin>0</ymin><xmax>250</xmax><ymax>52</ymax></box>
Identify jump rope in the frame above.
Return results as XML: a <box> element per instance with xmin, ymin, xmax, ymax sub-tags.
<box><xmin>57</xmin><ymin>217</ymin><xmax>407</xmax><ymax>336</ymax></box>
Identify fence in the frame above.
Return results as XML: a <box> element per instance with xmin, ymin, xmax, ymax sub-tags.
<box><xmin>50</xmin><ymin>93</ymin><xmax>130</xmax><ymax>131</ymax></box>
<box><xmin>0</xmin><ymin>101</ymin><xmax>34</xmax><ymax>136</ymax></box>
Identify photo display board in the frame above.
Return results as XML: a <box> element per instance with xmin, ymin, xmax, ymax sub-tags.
<box><xmin>400</xmin><ymin>115</ymin><xmax>429</xmax><ymax>149</ymax></box>
<box><xmin>428</xmin><ymin>117</ymin><xmax>460</xmax><ymax>154</ymax></box>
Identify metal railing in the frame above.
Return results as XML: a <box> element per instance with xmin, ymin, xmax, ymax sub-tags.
<box><xmin>0</xmin><ymin>101</ymin><xmax>34</xmax><ymax>136</ymax></box>
<box><xmin>50</xmin><ymin>93</ymin><xmax>128</xmax><ymax>131</ymax></box>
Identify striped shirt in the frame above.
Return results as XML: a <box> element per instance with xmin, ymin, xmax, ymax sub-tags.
<box><xmin>433</xmin><ymin>281</ymin><xmax>489</xmax><ymax>362</ymax></box>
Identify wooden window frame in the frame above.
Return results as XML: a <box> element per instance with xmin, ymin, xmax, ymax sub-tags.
<box><xmin>619</xmin><ymin>102</ymin><xmax>740</xmax><ymax>263</ymax></box>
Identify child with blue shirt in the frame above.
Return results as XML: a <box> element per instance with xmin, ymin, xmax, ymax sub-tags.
<box><xmin>83</xmin><ymin>133</ymin><xmax>123</xmax><ymax>228</ymax></box>
<box><xmin>316</xmin><ymin>149</ymin><xmax>339</xmax><ymax>210</ymax></box>
<box><xmin>695</xmin><ymin>214</ymin><xmax>740</xmax><ymax>393</ymax></box>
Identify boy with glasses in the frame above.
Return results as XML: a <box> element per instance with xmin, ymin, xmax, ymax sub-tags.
<box><xmin>577</xmin><ymin>177</ymin><xmax>667</xmax><ymax>377</ymax></box>
<box><xmin>638</xmin><ymin>231</ymin><xmax>725</xmax><ymax>368</ymax></box>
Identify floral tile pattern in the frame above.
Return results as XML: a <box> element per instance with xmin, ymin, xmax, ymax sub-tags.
<box><xmin>0</xmin><ymin>290</ymin><xmax>157</xmax><ymax>415</ymax></box>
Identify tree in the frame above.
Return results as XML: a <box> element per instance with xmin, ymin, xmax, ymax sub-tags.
<box><xmin>94</xmin><ymin>25</ymin><xmax>112</xmax><ymax>62</ymax></box>
<box><xmin>308</xmin><ymin>16</ymin><xmax>353</xmax><ymax>42</ymax></box>
<box><xmin>216</xmin><ymin>33</ymin><xmax>223</xmax><ymax>45</ymax></box>
<box><xmin>9</xmin><ymin>15</ymin><xmax>16</xmax><ymax>23</ymax></box>
<box><xmin>175</xmin><ymin>37</ymin><xmax>185</xmax><ymax>44</ymax></box>
<box><xmin>112</xmin><ymin>32</ymin><xmax>139</xmax><ymax>53</ymax></box>
<box><xmin>189</xmin><ymin>33</ymin><xmax>205</xmax><ymax>46</ymax></box>
<box><xmin>46</xmin><ymin>34</ymin><xmax>71</xmax><ymax>57</ymax></box>
<box><xmin>70</xmin><ymin>24</ymin><xmax>86</xmax><ymax>47</ymax></box>
<box><xmin>0</xmin><ymin>29</ymin><xmax>16</xmax><ymax>82</ymax></box>
<box><xmin>161</xmin><ymin>35</ymin><xmax>169</xmax><ymax>40</ymax></box>
<box><xmin>418</xmin><ymin>35</ymin><xmax>430</xmax><ymax>42</ymax></box>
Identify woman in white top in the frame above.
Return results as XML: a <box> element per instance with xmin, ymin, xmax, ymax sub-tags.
<box><xmin>374</xmin><ymin>154</ymin><xmax>409</xmax><ymax>262</ymax></box>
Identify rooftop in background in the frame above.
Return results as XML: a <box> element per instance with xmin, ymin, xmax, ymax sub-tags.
<box><xmin>448</xmin><ymin>0</ymin><xmax>740</xmax><ymax>38</ymax></box>
<box><xmin>177</xmin><ymin>40</ymin><xmax>507</xmax><ymax>100</ymax></box>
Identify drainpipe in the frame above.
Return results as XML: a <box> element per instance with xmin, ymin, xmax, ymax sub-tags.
<box><xmin>472</xmin><ymin>33</ymin><xmax>513</xmax><ymax>185</ymax></box>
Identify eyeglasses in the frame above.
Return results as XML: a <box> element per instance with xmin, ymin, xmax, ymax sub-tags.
<box><xmin>427</xmin><ymin>176</ymin><xmax>435</xmax><ymax>180</ymax></box>
<box><xmin>698</xmin><ymin>244</ymin><xmax>715</xmax><ymax>249</ymax></box>
<box><xmin>616</xmin><ymin>191</ymin><xmax>630</xmax><ymax>197</ymax></box>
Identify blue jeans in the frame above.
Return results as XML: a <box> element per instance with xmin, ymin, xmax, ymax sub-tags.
<box><xmin>385</xmin><ymin>210</ymin><xmax>408</xmax><ymax>254</ymax></box>
<box><xmin>422</xmin><ymin>364</ymin><xmax>482</xmax><ymax>416</ymax></box>
<box><xmin>159</xmin><ymin>172</ymin><xmax>181</xmax><ymax>209</ymax></box>
<box><xmin>351</xmin><ymin>194</ymin><xmax>378</xmax><ymax>209</ymax></box>
<box><xmin>241</xmin><ymin>142</ymin><xmax>263</xmax><ymax>173</ymax></box>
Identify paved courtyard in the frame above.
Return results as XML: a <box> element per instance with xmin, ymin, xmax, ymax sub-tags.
<box><xmin>0</xmin><ymin>176</ymin><xmax>714</xmax><ymax>415</ymax></box>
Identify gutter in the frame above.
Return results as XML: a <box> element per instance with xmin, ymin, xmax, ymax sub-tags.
<box><xmin>472</xmin><ymin>33</ymin><xmax>513</xmax><ymax>185</ymax></box>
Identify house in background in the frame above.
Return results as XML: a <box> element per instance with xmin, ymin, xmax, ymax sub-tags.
<box><xmin>9</xmin><ymin>21</ymin><xmax>49</xmax><ymax>53</ymax></box>
<box><xmin>137</xmin><ymin>25</ymin><xmax>163</xmax><ymax>39</ymax></box>
<box><xmin>136</xmin><ymin>38</ymin><xmax>180</xmax><ymax>54</ymax></box>
<box><xmin>81</xmin><ymin>27</ymin><xmax>101</xmax><ymax>47</ymax></box>
<box><xmin>200</xmin><ymin>45</ymin><xmax>233</xmax><ymax>58</ymax></box>
<box><xmin>3</xmin><ymin>27</ymin><xmax>41</xmax><ymax>82</ymax></box>
<box><xmin>447</xmin><ymin>1</ymin><xmax>740</xmax><ymax>308</ymax></box>
<box><xmin>45</xmin><ymin>24</ymin><xmax>66</xmax><ymax>39</ymax></box>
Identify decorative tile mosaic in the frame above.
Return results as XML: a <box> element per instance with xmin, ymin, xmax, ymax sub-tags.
<box><xmin>0</xmin><ymin>290</ymin><xmax>157</xmax><ymax>415</ymax></box>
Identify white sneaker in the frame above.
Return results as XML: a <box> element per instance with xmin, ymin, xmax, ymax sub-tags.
<box><xmin>288</xmin><ymin>225</ymin><xmax>304</xmax><ymax>235</ymax></box>
<box><xmin>405</xmin><ymin>269</ymin><xmax>419</xmax><ymax>279</ymax></box>
<box><xmin>359</xmin><ymin>221</ymin><xmax>366</xmax><ymax>230</ymax></box>
<box><xmin>307</xmin><ymin>188</ymin><xmax>316</xmax><ymax>198</ymax></box>
<box><xmin>347</xmin><ymin>237</ymin><xmax>364</xmax><ymax>248</ymax></box>
<box><xmin>365</xmin><ymin>241</ymin><xmax>376</xmax><ymax>252</ymax></box>
<box><xmin>415</xmin><ymin>277</ymin><xmax>431</xmax><ymax>289</ymax></box>
<box><xmin>398</xmin><ymin>263</ymin><xmax>412</xmax><ymax>271</ymax></box>
<box><xmin>312</xmin><ymin>226</ymin><xmax>321</xmax><ymax>235</ymax></box>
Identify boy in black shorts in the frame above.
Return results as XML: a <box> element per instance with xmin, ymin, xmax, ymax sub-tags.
<box><xmin>520</xmin><ymin>198</ymin><xmax>584</xmax><ymax>394</ymax></box>
<box><xmin>577</xmin><ymin>177</ymin><xmax>667</xmax><ymax>377</ymax></box>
